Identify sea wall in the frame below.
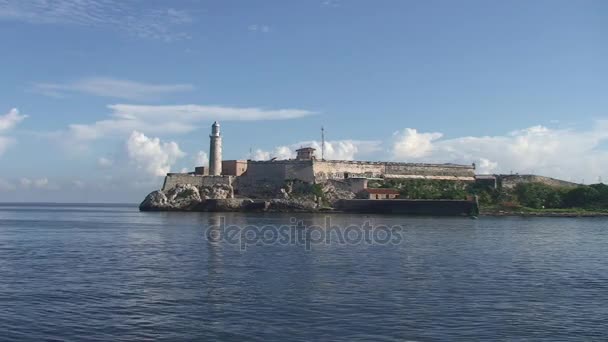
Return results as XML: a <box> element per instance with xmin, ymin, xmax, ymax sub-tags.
<box><xmin>334</xmin><ymin>199</ymin><xmax>478</xmax><ymax>216</ymax></box>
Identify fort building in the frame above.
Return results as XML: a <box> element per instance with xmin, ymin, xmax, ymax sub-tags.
<box><xmin>161</xmin><ymin>122</ymin><xmax>477</xmax><ymax>192</ymax></box>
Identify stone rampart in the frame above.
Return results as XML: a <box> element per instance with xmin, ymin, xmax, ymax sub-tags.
<box><xmin>313</xmin><ymin>160</ymin><xmax>384</xmax><ymax>180</ymax></box>
<box><xmin>313</xmin><ymin>160</ymin><xmax>475</xmax><ymax>181</ymax></box>
<box><xmin>385</xmin><ymin>163</ymin><xmax>475</xmax><ymax>178</ymax></box>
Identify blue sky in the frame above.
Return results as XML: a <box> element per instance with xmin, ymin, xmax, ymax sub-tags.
<box><xmin>0</xmin><ymin>0</ymin><xmax>606</xmax><ymax>202</ymax></box>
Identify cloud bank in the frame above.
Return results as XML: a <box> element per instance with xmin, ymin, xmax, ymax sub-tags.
<box><xmin>68</xmin><ymin>104</ymin><xmax>315</xmax><ymax>141</ymax></box>
<box><xmin>33</xmin><ymin>77</ymin><xmax>194</xmax><ymax>100</ymax></box>
<box><xmin>391</xmin><ymin>122</ymin><xmax>608</xmax><ymax>182</ymax></box>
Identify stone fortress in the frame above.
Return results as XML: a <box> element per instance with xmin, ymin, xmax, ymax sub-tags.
<box><xmin>161</xmin><ymin>122</ymin><xmax>477</xmax><ymax>197</ymax></box>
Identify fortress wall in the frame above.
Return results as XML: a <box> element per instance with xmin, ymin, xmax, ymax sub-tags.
<box><xmin>240</xmin><ymin>160</ymin><xmax>314</xmax><ymax>184</ymax></box>
<box><xmin>285</xmin><ymin>161</ymin><xmax>315</xmax><ymax>182</ymax></box>
<box><xmin>163</xmin><ymin>174</ymin><xmax>205</xmax><ymax>190</ymax></box>
<box><xmin>235</xmin><ymin>160</ymin><xmax>314</xmax><ymax>197</ymax></box>
<box><xmin>240</xmin><ymin>161</ymin><xmax>286</xmax><ymax>185</ymax></box>
<box><xmin>313</xmin><ymin>161</ymin><xmax>384</xmax><ymax>181</ymax></box>
<box><xmin>385</xmin><ymin>163</ymin><xmax>475</xmax><ymax>178</ymax></box>
<box><xmin>162</xmin><ymin>174</ymin><xmax>234</xmax><ymax>191</ymax></box>
<box><xmin>313</xmin><ymin>160</ymin><xmax>475</xmax><ymax>181</ymax></box>
<box><xmin>200</xmin><ymin>175</ymin><xmax>235</xmax><ymax>187</ymax></box>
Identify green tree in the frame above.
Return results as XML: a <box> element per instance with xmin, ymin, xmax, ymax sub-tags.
<box><xmin>514</xmin><ymin>183</ymin><xmax>563</xmax><ymax>209</ymax></box>
<box><xmin>589</xmin><ymin>183</ymin><xmax>608</xmax><ymax>207</ymax></box>
<box><xmin>562</xmin><ymin>186</ymin><xmax>599</xmax><ymax>208</ymax></box>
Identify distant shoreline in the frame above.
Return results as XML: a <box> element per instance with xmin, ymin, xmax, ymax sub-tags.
<box><xmin>480</xmin><ymin>210</ymin><xmax>608</xmax><ymax>217</ymax></box>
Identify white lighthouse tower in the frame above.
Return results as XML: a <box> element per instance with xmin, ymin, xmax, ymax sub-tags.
<box><xmin>209</xmin><ymin>121</ymin><xmax>222</xmax><ymax>176</ymax></box>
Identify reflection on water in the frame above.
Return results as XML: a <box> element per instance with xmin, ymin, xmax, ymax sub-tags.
<box><xmin>0</xmin><ymin>204</ymin><xmax>607</xmax><ymax>341</ymax></box>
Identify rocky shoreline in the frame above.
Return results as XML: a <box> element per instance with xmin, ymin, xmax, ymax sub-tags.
<box><xmin>139</xmin><ymin>184</ymin><xmax>321</xmax><ymax>212</ymax></box>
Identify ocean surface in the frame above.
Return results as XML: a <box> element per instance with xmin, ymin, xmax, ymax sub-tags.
<box><xmin>0</xmin><ymin>203</ymin><xmax>606</xmax><ymax>341</ymax></box>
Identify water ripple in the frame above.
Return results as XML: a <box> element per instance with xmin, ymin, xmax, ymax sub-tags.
<box><xmin>0</xmin><ymin>207</ymin><xmax>607</xmax><ymax>340</ymax></box>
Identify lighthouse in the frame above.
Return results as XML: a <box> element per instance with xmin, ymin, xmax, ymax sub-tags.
<box><xmin>209</xmin><ymin>121</ymin><xmax>222</xmax><ymax>176</ymax></box>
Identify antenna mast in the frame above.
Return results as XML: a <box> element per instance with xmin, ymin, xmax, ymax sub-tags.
<box><xmin>321</xmin><ymin>126</ymin><xmax>325</xmax><ymax>160</ymax></box>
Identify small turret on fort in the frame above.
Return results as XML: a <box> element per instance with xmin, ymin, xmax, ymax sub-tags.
<box><xmin>209</xmin><ymin>121</ymin><xmax>222</xmax><ymax>176</ymax></box>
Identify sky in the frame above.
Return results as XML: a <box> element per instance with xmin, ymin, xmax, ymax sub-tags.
<box><xmin>0</xmin><ymin>0</ymin><xmax>607</xmax><ymax>203</ymax></box>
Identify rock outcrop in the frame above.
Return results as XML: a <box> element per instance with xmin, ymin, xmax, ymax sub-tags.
<box><xmin>139</xmin><ymin>180</ymin><xmax>355</xmax><ymax>212</ymax></box>
<box><xmin>139</xmin><ymin>183</ymin><xmax>233</xmax><ymax>211</ymax></box>
<box><xmin>320</xmin><ymin>181</ymin><xmax>356</xmax><ymax>205</ymax></box>
<box><xmin>139</xmin><ymin>181</ymin><xmax>320</xmax><ymax>212</ymax></box>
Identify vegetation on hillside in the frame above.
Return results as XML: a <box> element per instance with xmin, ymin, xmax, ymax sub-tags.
<box><xmin>369</xmin><ymin>178</ymin><xmax>608</xmax><ymax>211</ymax></box>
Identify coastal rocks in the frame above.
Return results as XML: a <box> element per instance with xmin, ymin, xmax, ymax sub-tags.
<box><xmin>139</xmin><ymin>183</ymin><xmax>233</xmax><ymax>211</ymax></box>
<box><xmin>167</xmin><ymin>184</ymin><xmax>203</xmax><ymax>208</ymax></box>
<box><xmin>200</xmin><ymin>183</ymin><xmax>233</xmax><ymax>200</ymax></box>
<box><xmin>205</xmin><ymin>198</ymin><xmax>257</xmax><ymax>211</ymax></box>
<box><xmin>267</xmin><ymin>198</ymin><xmax>317</xmax><ymax>212</ymax></box>
<box><xmin>321</xmin><ymin>181</ymin><xmax>356</xmax><ymax>205</ymax></box>
<box><xmin>139</xmin><ymin>184</ymin><xmax>202</xmax><ymax>211</ymax></box>
<box><xmin>139</xmin><ymin>180</ymin><xmax>332</xmax><ymax>212</ymax></box>
<box><xmin>139</xmin><ymin>190</ymin><xmax>169</xmax><ymax>211</ymax></box>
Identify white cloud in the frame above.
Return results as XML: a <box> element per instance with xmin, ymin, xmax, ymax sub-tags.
<box><xmin>97</xmin><ymin>157</ymin><xmax>113</xmax><ymax>168</ymax></box>
<box><xmin>0</xmin><ymin>108</ymin><xmax>27</xmax><ymax>132</ymax></box>
<box><xmin>248</xmin><ymin>24</ymin><xmax>270</xmax><ymax>33</ymax></box>
<box><xmin>33</xmin><ymin>77</ymin><xmax>194</xmax><ymax>100</ymax></box>
<box><xmin>392</xmin><ymin>128</ymin><xmax>442</xmax><ymax>159</ymax></box>
<box><xmin>125</xmin><ymin>131</ymin><xmax>186</xmax><ymax>177</ymax></box>
<box><xmin>66</xmin><ymin>103</ymin><xmax>315</xmax><ymax>141</ymax></box>
<box><xmin>72</xmin><ymin>180</ymin><xmax>85</xmax><ymax>189</ymax></box>
<box><xmin>19</xmin><ymin>177</ymin><xmax>56</xmax><ymax>190</ymax></box>
<box><xmin>253</xmin><ymin>140</ymin><xmax>382</xmax><ymax>161</ymax></box>
<box><xmin>253</xmin><ymin>146</ymin><xmax>293</xmax><ymax>161</ymax></box>
<box><xmin>0</xmin><ymin>136</ymin><xmax>14</xmax><ymax>156</ymax></box>
<box><xmin>321</xmin><ymin>0</ymin><xmax>340</xmax><ymax>7</ymax></box>
<box><xmin>252</xmin><ymin>149</ymin><xmax>271</xmax><ymax>161</ymax></box>
<box><xmin>194</xmin><ymin>151</ymin><xmax>209</xmax><ymax>166</ymax></box>
<box><xmin>0</xmin><ymin>108</ymin><xmax>27</xmax><ymax>157</ymax></box>
<box><xmin>391</xmin><ymin>122</ymin><xmax>608</xmax><ymax>182</ymax></box>
<box><xmin>0</xmin><ymin>1</ymin><xmax>192</xmax><ymax>41</ymax></box>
